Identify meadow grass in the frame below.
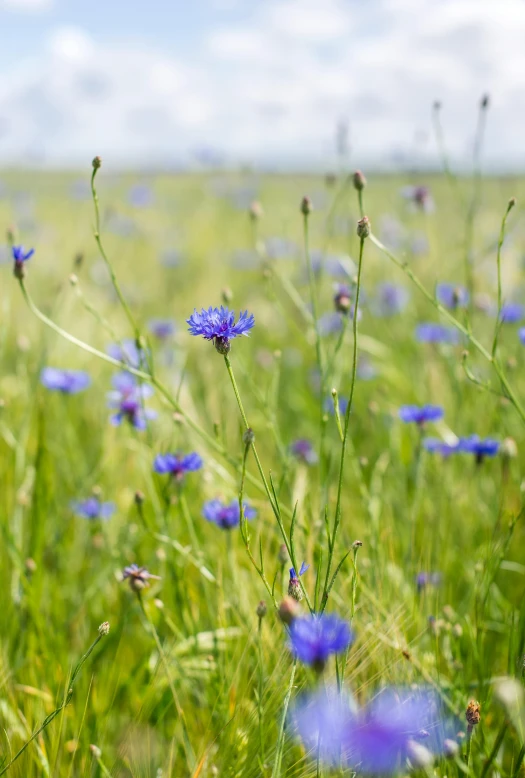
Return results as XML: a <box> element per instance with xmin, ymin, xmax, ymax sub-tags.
<box><xmin>0</xmin><ymin>163</ymin><xmax>525</xmax><ymax>777</ymax></box>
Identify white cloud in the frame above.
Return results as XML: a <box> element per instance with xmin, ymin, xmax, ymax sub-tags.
<box><xmin>1</xmin><ymin>0</ymin><xmax>52</xmax><ymax>11</ymax></box>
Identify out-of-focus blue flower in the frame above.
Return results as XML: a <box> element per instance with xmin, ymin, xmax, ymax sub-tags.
<box><xmin>379</xmin><ymin>216</ymin><xmax>406</xmax><ymax>249</ymax></box>
<box><xmin>411</xmin><ymin>232</ymin><xmax>429</xmax><ymax>256</ymax></box>
<box><xmin>499</xmin><ymin>302</ymin><xmax>524</xmax><ymax>323</ymax></box>
<box><xmin>423</xmin><ymin>437</ymin><xmax>460</xmax><ymax>457</ymax></box>
<box><xmin>122</xmin><ymin>563</ymin><xmax>160</xmax><ymax>591</ymax></box>
<box><xmin>415</xmin><ymin>323</ymin><xmax>460</xmax><ymax>344</ymax></box>
<box><xmin>288</xmin><ymin>561</ymin><xmax>310</xmax><ymax>601</ymax></box>
<box><xmin>290</xmin><ymin>439</ymin><xmax>318</xmax><ymax>465</ymax></box>
<box><xmin>153</xmin><ymin>452</ymin><xmax>203</xmax><ymax>481</ymax></box>
<box><xmin>459</xmin><ymin>435</ymin><xmax>499</xmax><ymax>461</ymax></box>
<box><xmin>265</xmin><ymin>237</ymin><xmax>298</xmax><ymax>260</ymax></box>
<box><xmin>401</xmin><ymin>185</ymin><xmax>435</xmax><ymax>213</ymax></box>
<box><xmin>519</xmin><ymin>327</ymin><xmax>525</xmax><ymax>345</ymax></box>
<box><xmin>399</xmin><ymin>405</ymin><xmax>444</xmax><ymax>425</ymax></box>
<box><xmin>436</xmin><ymin>283</ymin><xmax>469</xmax><ymax>308</ymax></box>
<box><xmin>416</xmin><ymin>572</ymin><xmax>442</xmax><ymax>592</ymax></box>
<box><xmin>107</xmin><ymin>372</ymin><xmax>156</xmax><ymax>430</ymax></box>
<box><xmin>372</xmin><ymin>282</ymin><xmax>409</xmax><ymax>316</ymax></box>
<box><xmin>202</xmin><ymin>499</ymin><xmax>256</xmax><ymax>529</ymax></box>
<box><xmin>128</xmin><ymin>184</ymin><xmax>154</xmax><ymax>208</ymax></box>
<box><xmin>187</xmin><ymin>306</ymin><xmax>254</xmax><ymax>354</ymax></box>
<box><xmin>292</xmin><ymin>686</ymin><xmax>452</xmax><ymax>774</ymax></box>
<box><xmin>310</xmin><ymin>250</ymin><xmax>356</xmax><ymax>278</ymax></box>
<box><xmin>319</xmin><ymin>309</ymin><xmax>361</xmax><ymax>336</ymax></box>
<box><xmin>289</xmin><ymin>613</ymin><xmax>353</xmax><ymax>668</ymax></box>
<box><xmin>107</xmin><ymin>339</ymin><xmax>149</xmax><ymax>369</ymax></box>
<box><xmin>148</xmin><ymin>319</ymin><xmax>176</xmax><ymax>339</ymax></box>
<box><xmin>71</xmin><ymin>497</ymin><xmax>115</xmax><ymax>521</ymax></box>
<box><xmin>40</xmin><ymin>367</ymin><xmax>91</xmax><ymax>394</ymax></box>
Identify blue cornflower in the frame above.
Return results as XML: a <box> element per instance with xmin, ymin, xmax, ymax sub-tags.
<box><xmin>290</xmin><ymin>439</ymin><xmax>318</xmax><ymax>466</ymax></box>
<box><xmin>107</xmin><ymin>372</ymin><xmax>156</xmax><ymax>430</ymax></box>
<box><xmin>203</xmin><ymin>499</ymin><xmax>257</xmax><ymax>529</ymax></box>
<box><xmin>128</xmin><ymin>184</ymin><xmax>154</xmax><ymax>207</ymax></box>
<box><xmin>148</xmin><ymin>319</ymin><xmax>176</xmax><ymax>340</ymax></box>
<box><xmin>518</xmin><ymin>327</ymin><xmax>525</xmax><ymax>345</ymax></box>
<box><xmin>415</xmin><ymin>323</ymin><xmax>460</xmax><ymax>344</ymax></box>
<box><xmin>40</xmin><ymin>367</ymin><xmax>91</xmax><ymax>394</ymax></box>
<box><xmin>459</xmin><ymin>435</ymin><xmax>499</xmax><ymax>462</ymax></box>
<box><xmin>71</xmin><ymin>497</ymin><xmax>115</xmax><ymax>521</ymax></box>
<box><xmin>187</xmin><ymin>306</ymin><xmax>255</xmax><ymax>354</ymax></box>
<box><xmin>399</xmin><ymin>405</ymin><xmax>444</xmax><ymax>426</ymax></box>
<box><xmin>499</xmin><ymin>302</ymin><xmax>524</xmax><ymax>323</ymax></box>
<box><xmin>107</xmin><ymin>339</ymin><xmax>149</xmax><ymax>369</ymax></box>
<box><xmin>12</xmin><ymin>244</ymin><xmax>34</xmax><ymax>279</ymax></box>
<box><xmin>423</xmin><ymin>437</ymin><xmax>460</xmax><ymax>457</ymax></box>
<box><xmin>372</xmin><ymin>282</ymin><xmax>409</xmax><ymax>316</ymax></box>
<box><xmin>288</xmin><ymin>561</ymin><xmax>310</xmax><ymax>601</ymax></box>
<box><xmin>333</xmin><ymin>283</ymin><xmax>352</xmax><ymax>314</ymax></box>
<box><xmin>416</xmin><ymin>572</ymin><xmax>441</xmax><ymax>592</ymax></box>
<box><xmin>289</xmin><ymin>613</ymin><xmax>353</xmax><ymax>669</ymax></box>
<box><xmin>122</xmin><ymin>563</ymin><xmax>160</xmax><ymax>592</ymax></box>
<box><xmin>153</xmin><ymin>452</ymin><xmax>203</xmax><ymax>482</ymax></box>
<box><xmin>436</xmin><ymin>283</ymin><xmax>469</xmax><ymax>309</ymax></box>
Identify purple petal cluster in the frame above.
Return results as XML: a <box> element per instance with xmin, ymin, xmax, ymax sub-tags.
<box><xmin>203</xmin><ymin>499</ymin><xmax>256</xmax><ymax>529</ymax></box>
<box><xmin>71</xmin><ymin>497</ymin><xmax>115</xmax><ymax>521</ymax></box>
<box><xmin>459</xmin><ymin>435</ymin><xmax>499</xmax><ymax>461</ymax></box>
<box><xmin>187</xmin><ymin>306</ymin><xmax>254</xmax><ymax>353</ymax></box>
<box><xmin>416</xmin><ymin>572</ymin><xmax>442</xmax><ymax>592</ymax></box>
<box><xmin>289</xmin><ymin>613</ymin><xmax>353</xmax><ymax>668</ymax></box>
<box><xmin>499</xmin><ymin>302</ymin><xmax>524</xmax><ymax>323</ymax></box>
<box><xmin>423</xmin><ymin>437</ymin><xmax>461</xmax><ymax>457</ymax></box>
<box><xmin>148</xmin><ymin>319</ymin><xmax>176</xmax><ymax>339</ymax></box>
<box><xmin>12</xmin><ymin>245</ymin><xmax>35</xmax><ymax>263</ymax></box>
<box><xmin>290</xmin><ymin>439</ymin><xmax>318</xmax><ymax>465</ymax></box>
<box><xmin>41</xmin><ymin>367</ymin><xmax>91</xmax><ymax>394</ymax></box>
<box><xmin>415</xmin><ymin>323</ymin><xmax>460</xmax><ymax>344</ymax></box>
<box><xmin>399</xmin><ymin>405</ymin><xmax>444</xmax><ymax>425</ymax></box>
<box><xmin>107</xmin><ymin>339</ymin><xmax>149</xmax><ymax>369</ymax></box>
<box><xmin>436</xmin><ymin>283</ymin><xmax>469</xmax><ymax>308</ymax></box>
<box><xmin>153</xmin><ymin>452</ymin><xmax>203</xmax><ymax>481</ymax></box>
<box><xmin>107</xmin><ymin>372</ymin><xmax>156</xmax><ymax>430</ymax></box>
<box><xmin>372</xmin><ymin>282</ymin><xmax>409</xmax><ymax>316</ymax></box>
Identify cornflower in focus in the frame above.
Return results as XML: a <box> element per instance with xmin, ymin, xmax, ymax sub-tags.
<box><xmin>187</xmin><ymin>306</ymin><xmax>255</xmax><ymax>354</ymax></box>
<box><xmin>107</xmin><ymin>373</ymin><xmax>156</xmax><ymax>430</ymax></box>
<box><xmin>289</xmin><ymin>613</ymin><xmax>353</xmax><ymax>670</ymax></box>
<box><xmin>203</xmin><ymin>499</ymin><xmax>256</xmax><ymax>529</ymax></box>
<box><xmin>40</xmin><ymin>367</ymin><xmax>91</xmax><ymax>394</ymax></box>
<box><xmin>153</xmin><ymin>452</ymin><xmax>203</xmax><ymax>482</ymax></box>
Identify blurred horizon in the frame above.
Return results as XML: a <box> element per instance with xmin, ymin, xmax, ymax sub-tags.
<box><xmin>1</xmin><ymin>0</ymin><xmax>524</xmax><ymax>172</ymax></box>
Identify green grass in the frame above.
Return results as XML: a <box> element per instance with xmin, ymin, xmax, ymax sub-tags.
<box><xmin>1</xmin><ymin>166</ymin><xmax>525</xmax><ymax>777</ymax></box>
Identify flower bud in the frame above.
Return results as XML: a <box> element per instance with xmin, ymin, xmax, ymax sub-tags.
<box><xmin>352</xmin><ymin>540</ymin><xmax>363</xmax><ymax>550</ymax></box>
<box><xmin>90</xmin><ymin>744</ymin><xmax>102</xmax><ymax>758</ymax></box>
<box><xmin>356</xmin><ymin>216</ymin><xmax>371</xmax><ymax>239</ymax></box>
<box><xmin>243</xmin><ymin>428</ymin><xmax>255</xmax><ymax>447</ymax></box>
<box><xmin>221</xmin><ymin>287</ymin><xmax>233</xmax><ymax>304</ymax></box>
<box><xmin>277</xmin><ymin>544</ymin><xmax>288</xmax><ymax>565</ymax></box>
<box><xmin>134</xmin><ymin>490</ymin><xmax>145</xmax><ymax>506</ymax></box>
<box><xmin>98</xmin><ymin>621</ymin><xmax>110</xmax><ymax>636</ymax></box>
<box><xmin>278</xmin><ymin>596</ymin><xmax>300</xmax><ymax>625</ymax></box>
<box><xmin>300</xmin><ymin>196</ymin><xmax>313</xmax><ymax>216</ymax></box>
<box><xmin>256</xmin><ymin>600</ymin><xmax>267</xmax><ymax>619</ymax></box>
<box><xmin>501</xmin><ymin>437</ymin><xmax>518</xmax><ymax>460</ymax></box>
<box><xmin>466</xmin><ymin>700</ymin><xmax>481</xmax><ymax>731</ymax></box>
<box><xmin>92</xmin><ymin>156</ymin><xmax>102</xmax><ymax>170</ymax></box>
<box><xmin>352</xmin><ymin>170</ymin><xmax>366</xmax><ymax>191</ymax></box>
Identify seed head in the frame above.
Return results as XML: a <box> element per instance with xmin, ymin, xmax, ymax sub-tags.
<box><xmin>352</xmin><ymin>540</ymin><xmax>363</xmax><ymax>550</ymax></box>
<box><xmin>357</xmin><ymin>216</ymin><xmax>371</xmax><ymax>239</ymax></box>
<box><xmin>243</xmin><ymin>427</ymin><xmax>255</xmax><ymax>447</ymax></box>
<box><xmin>352</xmin><ymin>170</ymin><xmax>366</xmax><ymax>191</ymax></box>
<box><xmin>300</xmin><ymin>196</ymin><xmax>313</xmax><ymax>216</ymax></box>
<box><xmin>98</xmin><ymin>621</ymin><xmax>110</xmax><ymax>636</ymax></box>
<box><xmin>466</xmin><ymin>700</ymin><xmax>481</xmax><ymax>731</ymax></box>
<box><xmin>256</xmin><ymin>600</ymin><xmax>267</xmax><ymax>619</ymax></box>
<box><xmin>92</xmin><ymin>156</ymin><xmax>102</xmax><ymax>170</ymax></box>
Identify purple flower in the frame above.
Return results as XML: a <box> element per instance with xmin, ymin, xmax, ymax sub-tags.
<box><xmin>310</xmin><ymin>251</ymin><xmax>356</xmax><ymax>278</ymax></box>
<box><xmin>333</xmin><ymin>283</ymin><xmax>353</xmax><ymax>314</ymax></box>
<box><xmin>187</xmin><ymin>306</ymin><xmax>255</xmax><ymax>354</ymax></box>
<box><xmin>40</xmin><ymin>367</ymin><xmax>91</xmax><ymax>394</ymax></box>
<box><xmin>372</xmin><ymin>282</ymin><xmax>409</xmax><ymax>316</ymax></box>
<box><xmin>122</xmin><ymin>563</ymin><xmax>160</xmax><ymax>592</ymax></box>
<box><xmin>288</xmin><ymin>561</ymin><xmax>310</xmax><ymax>601</ymax></box>
<box><xmin>12</xmin><ymin>244</ymin><xmax>34</xmax><ymax>278</ymax></box>
<box><xmin>415</xmin><ymin>323</ymin><xmax>460</xmax><ymax>344</ymax></box>
<box><xmin>289</xmin><ymin>613</ymin><xmax>353</xmax><ymax>668</ymax></box>
<box><xmin>292</xmin><ymin>687</ymin><xmax>354</xmax><ymax>767</ymax></box>
<box><xmin>148</xmin><ymin>319</ymin><xmax>176</xmax><ymax>340</ymax></box>
<box><xmin>399</xmin><ymin>405</ymin><xmax>444</xmax><ymax>425</ymax></box>
<box><xmin>518</xmin><ymin>327</ymin><xmax>525</xmax><ymax>345</ymax></box>
<box><xmin>401</xmin><ymin>185</ymin><xmax>434</xmax><ymax>213</ymax></box>
<box><xmin>107</xmin><ymin>372</ymin><xmax>156</xmax><ymax>430</ymax></box>
<box><xmin>128</xmin><ymin>184</ymin><xmax>154</xmax><ymax>208</ymax></box>
<box><xmin>459</xmin><ymin>435</ymin><xmax>499</xmax><ymax>462</ymax></box>
<box><xmin>107</xmin><ymin>339</ymin><xmax>149</xmax><ymax>369</ymax></box>
<box><xmin>71</xmin><ymin>497</ymin><xmax>115</xmax><ymax>521</ymax></box>
<box><xmin>319</xmin><ymin>309</ymin><xmax>361</xmax><ymax>336</ymax></box>
<box><xmin>290</xmin><ymin>439</ymin><xmax>318</xmax><ymax>465</ymax></box>
<box><xmin>423</xmin><ymin>437</ymin><xmax>460</xmax><ymax>457</ymax></box>
<box><xmin>153</xmin><ymin>452</ymin><xmax>203</xmax><ymax>482</ymax></box>
<box><xmin>436</xmin><ymin>283</ymin><xmax>469</xmax><ymax>309</ymax></box>
<box><xmin>416</xmin><ymin>572</ymin><xmax>441</xmax><ymax>592</ymax></box>
<box><xmin>499</xmin><ymin>302</ymin><xmax>524</xmax><ymax>323</ymax></box>
<box><xmin>203</xmin><ymin>499</ymin><xmax>256</xmax><ymax>529</ymax></box>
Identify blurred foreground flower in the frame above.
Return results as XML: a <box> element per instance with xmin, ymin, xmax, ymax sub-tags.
<box><xmin>187</xmin><ymin>306</ymin><xmax>255</xmax><ymax>355</ymax></box>
<box><xmin>148</xmin><ymin>319</ymin><xmax>176</xmax><ymax>339</ymax></box>
<box><xmin>41</xmin><ymin>367</ymin><xmax>91</xmax><ymax>394</ymax></box>
<box><xmin>436</xmin><ymin>283</ymin><xmax>469</xmax><ymax>309</ymax></box>
<box><xmin>371</xmin><ymin>282</ymin><xmax>409</xmax><ymax>316</ymax></box>
<box><xmin>289</xmin><ymin>613</ymin><xmax>352</xmax><ymax>670</ymax></box>
<box><xmin>203</xmin><ymin>499</ymin><xmax>256</xmax><ymax>529</ymax></box>
<box><xmin>290</xmin><ymin>439</ymin><xmax>318</xmax><ymax>465</ymax></box>
<box><xmin>415</xmin><ymin>323</ymin><xmax>460</xmax><ymax>344</ymax></box>
<box><xmin>71</xmin><ymin>497</ymin><xmax>115</xmax><ymax>521</ymax></box>
<box><xmin>107</xmin><ymin>339</ymin><xmax>149</xmax><ymax>369</ymax></box>
<box><xmin>122</xmin><ymin>564</ymin><xmax>160</xmax><ymax>592</ymax></box>
<box><xmin>107</xmin><ymin>373</ymin><xmax>156</xmax><ymax>430</ymax></box>
<box><xmin>399</xmin><ymin>405</ymin><xmax>444</xmax><ymax>426</ymax></box>
<box><xmin>153</xmin><ymin>452</ymin><xmax>203</xmax><ymax>482</ymax></box>
<box><xmin>423</xmin><ymin>437</ymin><xmax>461</xmax><ymax>457</ymax></box>
<box><xmin>499</xmin><ymin>302</ymin><xmax>524</xmax><ymax>323</ymax></box>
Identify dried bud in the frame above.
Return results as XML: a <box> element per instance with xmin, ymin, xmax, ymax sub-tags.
<box><xmin>92</xmin><ymin>156</ymin><xmax>102</xmax><ymax>170</ymax></box>
<box><xmin>249</xmin><ymin>200</ymin><xmax>263</xmax><ymax>221</ymax></box>
<box><xmin>243</xmin><ymin>428</ymin><xmax>255</xmax><ymax>447</ymax></box>
<box><xmin>352</xmin><ymin>170</ymin><xmax>367</xmax><ymax>191</ymax></box>
<box><xmin>256</xmin><ymin>600</ymin><xmax>267</xmax><ymax>619</ymax></box>
<box><xmin>98</xmin><ymin>621</ymin><xmax>110</xmax><ymax>636</ymax></box>
<box><xmin>356</xmin><ymin>216</ymin><xmax>371</xmax><ymax>239</ymax></box>
<box><xmin>466</xmin><ymin>700</ymin><xmax>481</xmax><ymax>731</ymax></box>
<box><xmin>277</xmin><ymin>544</ymin><xmax>288</xmax><ymax>565</ymax></box>
<box><xmin>134</xmin><ymin>490</ymin><xmax>145</xmax><ymax>506</ymax></box>
<box><xmin>90</xmin><ymin>744</ymin><xmax>102</xmax><ymax>758</ymax></box>
<box><xmin>278</xmin><ymin>596</ymin><xmax>300</xmax><ymax>625</ymax></box>
<box><xmin>300</xmin><ymin>196</ymin><xmax>313</xmax><ymax>216</ymax></box>
<box><xmin>334</xmin><ymin>287</ymin><xmax>351</xmax><ymax>314</ymax></box>
<box><xmin>352</xmin><ymin>540</ymin><xmax>363</xmax><ymax>550</ymax></box>
<box><xmin>221</xmin><ymin>287</ymin><xmax>233</xmax><ymax>304</ymax></box>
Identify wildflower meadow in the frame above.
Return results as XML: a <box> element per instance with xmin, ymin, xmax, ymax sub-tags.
<box><xmin>2</xmin><ymin>101</ymin><xmax>525</xmax><ymax>778</ymax></box>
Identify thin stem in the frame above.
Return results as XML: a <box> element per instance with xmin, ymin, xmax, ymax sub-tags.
<box><xmin>480</xmin><ymin>720</ymin><xmax>507</xmax><ymax>778</ymax></box>
<box><xmin>491</xmin><ymin>198</ymin><xmax>516</xmax><ymax>357</ymax></box>
<box><xmin>271</xmin><ymin>659</ymin><xmax>297</xmax><ymax>778</ymax></box>
<box><xmin>303</xmin><ymin>212</ymin><xmax>324</xmax><ymax>380</ymax></box>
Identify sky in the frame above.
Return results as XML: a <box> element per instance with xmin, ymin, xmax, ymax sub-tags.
<box><xmin>1</xmin><ymin>0</ymin><xmax>525</xmax><ymax>170</ymax></box>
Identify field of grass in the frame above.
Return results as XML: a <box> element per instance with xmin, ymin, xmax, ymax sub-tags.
<box><xmin>1</xmin><ymin>162</ymin><xmax>525</xmax><ymax>777</ymax></box>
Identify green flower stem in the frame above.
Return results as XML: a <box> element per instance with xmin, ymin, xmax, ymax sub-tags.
<box><xmin>491</xmin><ymin>198</ymin><xmax>516</xmax><ymax>357</ymax></box>
<box><xmin>303</xmin><ymin>211</ymin><xmax>324</xmax><ymax>384</ymax></box>
<box><xmin>271</xmin><ymin>658</ymin><xmax>297</xmax><ymax>778</ymax></box>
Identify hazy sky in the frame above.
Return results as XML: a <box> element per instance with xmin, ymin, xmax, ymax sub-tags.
<box><xmin>1</xmin><ymin>0</ymin><xmax>524</xmax><ymax>169</ymax></box>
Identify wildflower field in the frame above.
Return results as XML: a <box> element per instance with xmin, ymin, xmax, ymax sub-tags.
<box><xmin>1</xmin><ymin>153</ymin><xmax>525</xmax><ymax>778</ymax></box>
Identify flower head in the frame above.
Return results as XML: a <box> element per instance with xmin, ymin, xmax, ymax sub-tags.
<box><xmin>288</xmin><ymin>561</ymin><xmax>310</xmax><ymax>601</ymax></box>
<box><xmin>333</xmin><ymin>284</ymin><xmax>352</xmax><ymax>314</ymax></box>
<box><xmin>153</xmin><ymin>452</ymin><xmax>203</xmax><ymax>481</ymax></box>
<box><xmin>107</xmin><ymin>339</ymin><xmax>149</xmax><ymax>369</ymax></box>
<box><xmin>122</xmin><ymin>564</ymin><xmax>160</xmax><ymax>592</ymax></box>
<box><xmin>416</xmin><ymin>572</ymin><xmax>442</xmax><ymax>592</ymax></box>
<box><xmin>399</xmin><ymin>405</ymin><xmax>444</xmax><ymax>426</ymax></box>
<box><xmin>423</xmin><ymin>437</ymin><xmax>460</xmax><ymax>457</ymax></box>
<box><xmin>148</xmin><ymin>319</ymin><xmax>176</xmax><ymax>340</ymax></box>
<box><xmin>290</xmin><ymin>439</ymin><xmax>318</xmax><ymax>465</ymax></box>
<box><xmin>499</xmin><ymin>302</ymin><xmax>524</xmax><ymax>324</ymax></box>
<box><xmin>40</xmin><ymin>367</ymin><xmax>91</xmax><ymax>394</ymax></box>
<box><xmin>372</xmin><ymin>282</ymin><xmax>409</xmax><ymax>316</ymax></box>
<box><xmin>459</xmin><ymin>435</ymin><xmax>499</xmax><ymax>463</ymax></box>
<box><xmin>71</xmin><ymin>497</ymin><xmax>115</xmax><ymax>521</ymax></box>
<box><xmin>436</xmin><ymin>283</ymin><xmax>469</xmax><ymax>309</ymax></box>
<box><xmin>187</xmin><ymin>306</ymin><xmax>255</xmax><ymax>354</ymax></box>
<box><xmin>107</xmin><ymin>372</ymin><xmax>156</xmax><ymax>430</ymax></box>
<box><xmin>289</xmin><ymin>613</ymin><xmax>353</xmax><ymax>669</ymax></box>
<box><xmin>415</xmin><ymin>323</ymin><xmax>460</xmax><ymax>344</ymax></box>
<box><xmin>203</xmin><ymin>499</ymin><xmax>256</xmax><ymax>529</ymax></box>
<box><xmin>401</xmin><ymin>185</ymin><xmax>434</xmax><ymax>213</ymax></box>
<box><xmin>12</xmin><ymin>244</ymin><xmax>35</xmax><ymax>279</ymax></box>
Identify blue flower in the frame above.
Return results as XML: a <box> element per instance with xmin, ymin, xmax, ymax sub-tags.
<box><xmin>372</xmin><ymin>282</ymin><xmax>409</xmax><ymax>316</ymax></box>
<box><xmin>107</xmin><ymin>339</ymin><xmax>149</xmax><ymax>369</ymax></box>
<box><xmin>128</xmin><ymin>184</ymin><xmax>154</xmax><ymax>208</ymax></box>
<box><xmin>288</xmin><ymin>561</ymin><xmax>310</xmax><ymax>601</ymax></box>
<box><xmin>290</xmin><ymin>439</ymin><xmax>318</xmax><ymax>465</ymax></box>
<box><xmin>459</xmin><ymin>435</ymin><xmax>499</xmax><ymax>462</ymax></box>
<box><xmin>107</xmin><ymin>372</ymin><xmax>156</xmax><ymax>430</ymax></box>
<box><xmin>423</xmin><ymin>437</ymin><xmax>460</xmax><ymax>457</ymax></box>
<box><xmin>187</xmin><ymin>306</ymin><xmax>255</xmax><ymax>354</ymax></box>
<box><xmin>289</xmin><ymin>613</ymin><xmax>353</xmax><ymax>668</ymax></box>
<box><xmin>40</xmin><ymin>367</ymin><xmax>91</xmax><ymax>394</ymax></box>
<box><xmin>12</xmin><ymin>244</ymin><xmax>34</xmax><ymax>278</ymax></box>
<box><xmin>153</xmin><ymin>452</ymin><xmax>203</xmax><ymax>482</ymax></box>
<box><xmin>416</xmin><ymin>572</ymin><xmax>441</xmax><ymax>592</ymax></box>
<box><xmin>436</xmin><ymin>283</ymin><xmax>469</xmax><ymax>308</ymax></box>
<box><xmin>148</xmin><ymin>319</ymin><xmax>176</xmax><ymax>340</ymax></box>
<box><xmin>202</xmin><ymin>499</ymin><xmax>257</xmax><ymax>529</ymax></box>
<box><xmin>519</xmin><ymin>327</ymin><xmax>525</xmax><ymax>345</ymax></box>
<box><xmin>71</xmin><ymin>497</ymin><xmax>115</xmax><ymax>521</ymax></box>
<box><xmin>415</xmin><ymin>323</ymin><xmax>460</xmax><ymax>344</ymax></box>
<box><xmin>399</xmin><ymin>405</ymin><xmax>444</xmax><ymax>425</ymax></box>
<box><xmin>309</xmin><ymin>251</ymin><xmax>356</xmax><ymax>278</ymax></box>
<box><xmin>499</xmin><ymin>302</ymin><xmax>524</xmax><ymax>323</ymax></box>
<box><xmin>122</xmin><ymin>563</ymin><xmax>160</xmax><ymax>592</ymax></box>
